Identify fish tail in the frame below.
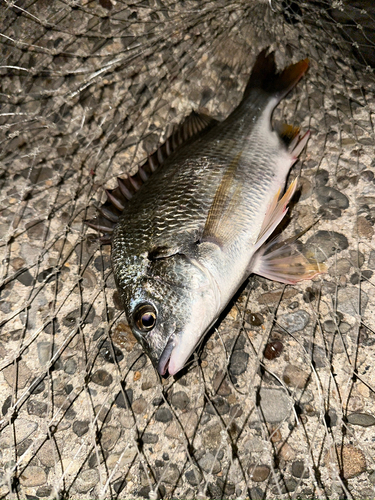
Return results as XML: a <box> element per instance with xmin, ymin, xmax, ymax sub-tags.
<box><xmin>243</xmin><ymin>48</ymin><xmax>309</xmax><ymax>103</ymax></box>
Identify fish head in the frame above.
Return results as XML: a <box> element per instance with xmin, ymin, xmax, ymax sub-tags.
<box><xmin>116</xmin><ymin>252</ymin><xmax>220</xmax><ymax>376</ymax></box>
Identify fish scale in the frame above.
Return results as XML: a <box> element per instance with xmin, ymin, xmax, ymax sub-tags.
<box><xmin>105</xmin><ymin>49</ymin><xmax>325</xmax><ymax>376</ymax></box>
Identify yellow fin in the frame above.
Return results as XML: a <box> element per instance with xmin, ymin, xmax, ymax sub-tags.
<box><xmin>255</xmin><ymin>178</ymin><xmax>298</xmax><ymax>252</ymax></box>
<box><xmin>251</xmin><ymin>234</ymin><xmax>327</xmax><ymax>284</ymax></box>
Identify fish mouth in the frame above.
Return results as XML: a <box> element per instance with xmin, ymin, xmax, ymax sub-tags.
<box><xmin>157</xmin><ymin>336</ymin><xmax>176</xmax><ymax>376</ymax></box>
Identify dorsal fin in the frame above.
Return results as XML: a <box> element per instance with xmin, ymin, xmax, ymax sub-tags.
<box><xmin>85</xmin><ymin>111</ymin><xmax>219</xmax><ymax>243</ymax></box>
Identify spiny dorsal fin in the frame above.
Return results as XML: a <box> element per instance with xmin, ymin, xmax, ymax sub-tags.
<box><xmin>85</xmin><ymin>111</ymin><xmax>219</xmax><ymax>243</ymax></box>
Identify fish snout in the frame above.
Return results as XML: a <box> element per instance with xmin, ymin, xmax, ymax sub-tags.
<box><xmin>157</xmin><ymin>336</ymin><xmax>176</xmax><ymax>376</ymax></box>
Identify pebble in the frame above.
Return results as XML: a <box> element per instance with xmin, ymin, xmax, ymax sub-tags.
<box><xmin>74</xmin><ymin>469</ymin><xmax>99</xmax><ymax>493</ymax></box>
<box><xmin>327</xmin><ymin>445</ymin><xmax>366</xmax><ymax>479</ymax></box>
<box><xmin>37</xmin><ymin>440</ymin><xmax>58</xmax><ymax>468</ymax></box>
<box><xmin>90</xmin><ymin>369</ymin><xmax>113</xmax><ymax>387</ymax></box>
<box><xmin>212</xmin><ymin>370</ymin><xmax>231</xmax><ymax>396</ymax></box>
<box><xmin>127</xmin><ymin>350</ymin><xmax>147</xmax><ymax>371</ymax></box>
<box><xmin>25</xmin><ymin>220</ymin><xmax>46</xmax><ymax>240</ymax></box>
<box><xmin>298</xmin><ymin>177</ymin><xmax>313</xmax><ymax>200</ymax></box>
<box><xmin>323</xmin><ymin>319</ymin><xmax>337</xmax><ymax>333</ymax></box>
<box><xmin>318</xmin><ymin>205</ymin><xmax>342</xmax><ymax>220</ymax></box>
<box><xmin>315</xmin><ymin>169</ymin><xmax>329</xmax><ymax>186</ymax></box>
<box><xmin>225</xmin><ymin>333</ymin><xmax>246</xmax><ymax>351</ymax></box>
<box><xmin>93</xmin><ymin>255</ymin><xmax>111</xmax><ymax>272</ymax></box>
<box><xmin>18</xmin><ymin>437</ymin><xmax>33</xmax><ymax>456</ymax></box>
<box><xmin>155</xmin><ymin>408</ymin><xmax>173</xmax><ymax>423</ymax></box>
<box><xmin>73</xmin><ymin>420</ymin><xmax>90</xmax><ymax>437</ymax></box>
<box><xmin>228</xmin><ymin>350</ymin><xmax>249</xmax><ymax>376</ymax></box>
<box><xmin>361</xmin><ymin>169</ymin><xmax>374</xmax><ymax>182</ymax></box>
<box><xmin>16</xmin><ymin>270</ymin><xmax>34</xmax><ymax>286</ymax></box>
<box><xmin>349</xmin><ymin>249</ymin><xmax>365</xmax><ymax>268</ymax></box>
<box><xmin>3</xmin><ymin>362</ymin><xmax>32</xmax><ymax>389</ymax></box>
<box><xmin>291</xmin><ymin>460</ymin><xmax>310</xmax><ymax>478</ymax></box>
<box><xmin>303</xmin><ymin>341</ymin><xmax>327</xmax><ymax>368</ymax></box>
<box><xmin>246</xmin><ymin>312</ymin><xmax>264</xmax><ymax>326</ymax></box>
<box><xmin>43</xmin><ymin>318</ymin><xmax>60</xmax><ymax>335</ymax></box>
<box><xmin>161</xmin><ymin>463</ymin><xmax>180</xmax><ymax>485</ymax></box>
<box><xmin>37</xmin><ymin>341</ymin><xmax>54</xmax><ymax>366</ymax></box>
<box><xmin>257</xmin><ymin>388</ymin><xmax>293</xmax><ymax>423</ymax></box>
<box><xmin>273</xmin><ymin>478</ymin><xmax>298</xmax><ymax>494</ymax></box>
<box><xmin>142</xmin><ymin>433</ymin><xmax>159</xmax><ymax>444</ymax></box>
<box><xmin>198</xmin><ymin>453</ymin><xmax>221</xmax><ymax>474</ymax></box>
<box><xmin>248</xmin><ymin>486</ymin><xmax>264</xmax><ymax>500</ymax></box>
<box><xmin>37</xmin><ymin>267</ymin><xmax>54</xmax><ymax>283</ymax></box>
<box><xmin>132</xmin><ymin>397</ymin><xmax>148</xmax><ymax>414</ymax></box>
<box><xmin>215</xmin><ymin>478</ymin><xmax>236</xmax><ymax>497</ymax></box>
<box><xmin>165</xmin><ymin>411</ymin><xmax>198</xmax><ymax>440</ymax></box>
<box><xmin>141</xmin><ymin>369</ymin><xmax>158</xmax><ymax>390</ymax></box>
<box><xmin>336</xmin><ymin>286</ymin><xmax>368</xmax><ymax>316</ymax></box>
<box><xmin>63</xmin><ymin>303</ymin><xmax>96</xmax><ymax>326</ymax></box>
<box><xmin>36</xmin><ymin>486</ymin><xmax>53</xmax><ymax>497</ymax></box>
<box><xmin>115</xmin><ymin>388</ymin><xmax>133</xmax><ymax>408</ymax></box>
<box><xmin>2</xmin><ymin>395</ymin><xmax>12</xmax><ymax>416</ymax></box>
<box><xmin>326</xmin><ymin>409</ymin><xmax>338</xmax><ymax>427</ymax></box>
<box><xmin>94</xmin><ymin>405</ymin><xmax>111</xmax><ymax>423</ymax></box>
<box><xmin>347</xmin><ymin>412</ymin><xmax>375</xmax><ymax>427</ymax></box>
<box><xmin>106</xmin><ymin>448</ymin><xmax>136</xmax><ymax>468</ymax></box>
<box><xmin>368</xmin><ymin>250</ymin><xmax>375</xmax><ymax>269</ymax></box>
<box><xmin>303</xmin><ymin>287</ymin><xmax>318</xmax><ymax>303</ymax></box>
<box><xmin>283</xmin><ymin>364</ymin><xmax>310</xmax><ymax>389</ymax></box>
<box><xmin>19</xmin><ymin>466</ymin><xmax>47</xmax><ymax>487</ymax></box>
<box><xmin>93</xmin><ymin>327</ymin><xmax>105</xmax><ymax>341</ymax></box>
<box><xmin>98</xmin><ymin>340</ymin><xmax>124</xmax><ymax>363</ymax></box>
<box><xmin>185</xmin><ymin>467</ymin><xmax>203</xmax><ymax>486</ymax></box>
<box><xmin>248</xmin><ymin>464</ymin><xmax>270</xmax><ymax>482</ymax></box>
<box><xmin>205</xmin><ymin>396</ymin><xmax>230</xmax><ymax>415</ymax></box>
<box><xmin>64</xmin><ymin>358</ymin><xmax>77</xmax><ymax>374</ymax></box>
<box><xmin>170</xmin><ymin>391</ymin><xmax>190</xmax><ymax>410</ymax></box>
<box><xmin>278</xmin><ymin>310</ymin><xmax>310</xmax><ymax>333</ymax></box>
<box><xmin>202</xmin><ymin>422</ymin><xmax>222</xmax><ymax>449</ymax></box>
<box><xmin>14</xmin><ymin>419</ymin><xmax>38</xmax><ymax>445</ymax></box>
<box><xmin>264</xmin><ymin>340</ymin><xmax>283</xmax><ymax>360</ymax></box>
<box><xmin>278</xmin><ymin>442</ymin><xmax>296</xmax><ymax>461</ymax></box>
<box><xmin>304</xmin><ymin>230</ymin><xmax>348</xmax><ymax>262</ymax></box>
<box><xmin>244</xmin><ymin>437</ymin><xmax>265</xmax><ymax>453</ymax></box>
<box><xmin>27</xmin><ymin>399</ymin><xmax>48</xmax><ymax>417</ymax></box>
<box><xmin>328</xmin><ymin>258</ymin><xmax>351</xmax><ymax>276</ymax></box>
<box><xmin>357</xmin><ymin>216</ymin><xmax>374</xmax><ymax>239</ymax></box>
<box><xmin>350</xmin><ymin>269</ymin><xmax>372</xmax><ymax>284</ymax></box>
<box><xmin>316</xmin><ymin>186</ymin><xmax>349</xmax><ymax>209</ymax></box>
<box><xmin>101</xmin><ymin>425</ymin><xmax>121</xmax><ymax>451</ymax></box>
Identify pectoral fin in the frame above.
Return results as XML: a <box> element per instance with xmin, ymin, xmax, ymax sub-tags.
<box><xmin>251</xmin><ymin>234</ymin><xmax>326</xmax><ymax>284</ymax></box>
<box><xmin>201</xmin><ymin>152</ymin><xmax>243</xmax><ymax>247</ymax></box>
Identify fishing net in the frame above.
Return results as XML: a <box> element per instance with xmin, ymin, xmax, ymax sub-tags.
<box><xmin>1</xmin><ymin>0</ymin><xmax>375</xmax><ymax>498</ymax></box>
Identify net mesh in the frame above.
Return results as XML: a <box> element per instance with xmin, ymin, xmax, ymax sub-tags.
<box><xmin>1</xmin><ymin>1</ymin><xmax>375</xmax><ymax>498</ymax></box>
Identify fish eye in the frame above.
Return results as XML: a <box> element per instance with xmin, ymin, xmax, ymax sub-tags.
<box><xmin>134</xmin><ymin>303</ymin><xmax>157</xmax><ymax>333</ymax></box>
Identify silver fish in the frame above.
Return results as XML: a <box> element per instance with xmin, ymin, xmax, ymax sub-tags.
<box><xmin>88</xmin><ymin>49</ymin><xmax>325</xmax><ymax>376</ymax></box>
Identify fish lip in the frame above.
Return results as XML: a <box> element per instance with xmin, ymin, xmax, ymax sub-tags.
<box><xmin>157</xmin><ymin>336</ymin><xmax>176</xmax><ymax>376</ymax></box>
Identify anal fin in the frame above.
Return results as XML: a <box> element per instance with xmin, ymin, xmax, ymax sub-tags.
<box><xmin>254</xmin><ymin>177</ymin><xmax>298</xmax><ymax>252</ymax></box>
<box><xmin>251</xmin><ymin>234</ymin><xmax>326</xmax><ymax>284</ymax></box>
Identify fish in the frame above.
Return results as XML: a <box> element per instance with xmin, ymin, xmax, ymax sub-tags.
<box><xmin>87</xmin><ymin>49</ymin><xmax>325</xmax><ymax>377</ymax></box>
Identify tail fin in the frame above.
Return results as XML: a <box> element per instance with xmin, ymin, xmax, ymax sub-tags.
<box><xmin>243</xmin><ymin>48</ymin><xmax>309</xmax><ymax>103</ymax></box>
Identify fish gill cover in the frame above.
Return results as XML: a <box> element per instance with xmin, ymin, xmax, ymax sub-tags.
<box><xmin>0</xmin><ymin>1</ymin><xmax>375</xmax><ymax>499</ymax></box>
